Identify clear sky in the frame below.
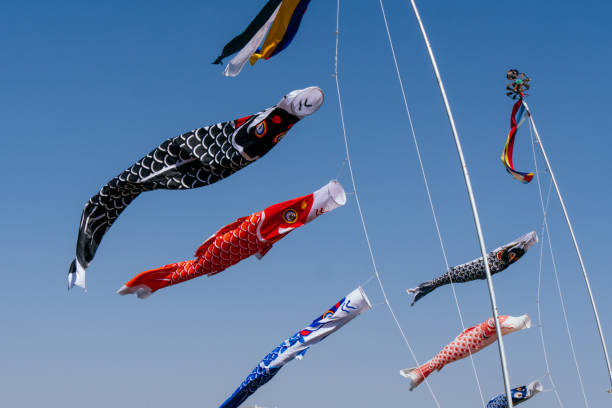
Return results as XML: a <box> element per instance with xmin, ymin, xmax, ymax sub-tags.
<box><xmin>1</xmin><ymin>1</ymin><xmax>611</xmax><ymax>407</ymax></box>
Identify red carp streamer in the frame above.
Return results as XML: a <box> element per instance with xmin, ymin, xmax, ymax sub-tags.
<box><xmin>118</xmin><ymin>180</ymin><xmax>346</xmax><ymax>298</ymax></box>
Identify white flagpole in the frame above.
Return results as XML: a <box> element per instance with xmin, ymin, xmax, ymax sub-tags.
<box><xmin>524</xmin><ymin>99</ymin><xmax>612</xmax><ymax>393</ymax></box>
<box><xmin>406</xmin><ymin>0</ymin><xmax>515</xmax><ymax>405</ymax></box>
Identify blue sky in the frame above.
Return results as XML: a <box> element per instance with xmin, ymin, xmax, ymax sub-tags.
<box><xmin>1</xmin><ymin>1</ymin><xmax>611</xmax><ymax>407</ymax></box>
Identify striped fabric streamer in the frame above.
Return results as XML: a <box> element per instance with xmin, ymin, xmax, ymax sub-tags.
<box><xmin>501</xmin><ymin>97</ymin><xmax>534</xmax><ymax>183</ymax></box>
<box><xmin>269</xmin><ymin>0</ymin><xmax>310</xmax><ymax>56</ymax></box>
<box><xmin>213</xmin><ymin>0</ymin><xmax>311</xmax><ymax>76</ymax></box>
<box><xmin>222</xmin><ymin>5</ymin><xmax>281</xmax><ymax>77</ymax></box>
<box><xmin>250</xmin><ymin>0</ymin><xmax>311</xmax><ymax>64</ymax></box>
<box><xmin>212</xmin><ymin>0</ymin><xmax>282</xmax><ymax>65</ymax></box>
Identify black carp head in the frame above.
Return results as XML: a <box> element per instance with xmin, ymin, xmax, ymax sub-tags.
<box><xmin>232</xmin><ymin>86</ymin><xmax>324</xmax><ymax>160</ymax></box>
<box><xmin>496</xmin><ymin>231</ymin><xmax>538</xmax><ymax>265</ymax></box>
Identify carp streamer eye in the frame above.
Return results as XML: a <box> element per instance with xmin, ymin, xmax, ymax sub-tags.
<box><xmin>282</xmin><ymin>208</ymin><xmax>298</xmax><ymax>224</ymax></box>
<box><xmin>497</xmin><ymin>246</ymin><xmax>514</xmax><ymax>264</ymax></box>
<box><xmin>255</xmin><ymin>121</ymin><xmax>268</xmax><ymax>138</ymax></box>
<box><xmin>273</xmin><ymin>131</ymin><xmax>287</xmax><ymax>143</ymax></box>
<box><xmin>322</xmin><ymin>309</ymin><xmax>335</xmax><ymax>319</ymax></box>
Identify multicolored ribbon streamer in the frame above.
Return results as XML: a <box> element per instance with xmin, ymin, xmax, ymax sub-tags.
<box><xmin>212</xmin><ymin>0</ymin><xmax>282</xmax><ymax>65</ymax></box>
<box><xmin>249</xmin><ymin>0</ymin><xmax>311</xmax><ymax>65</ymax></box>
<box><xmin>213</xmin><ymin>0</ymin><xmax>311</xmax><ymax>76</ymax></box>
<box><xmin>501</xmin><ymin>97</ymin><xmax>534</xmax><ymax>183</ymax></box>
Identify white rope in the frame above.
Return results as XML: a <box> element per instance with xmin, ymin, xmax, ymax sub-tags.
<box><xmin>335</xmin><ymin>157</ymin><xmax>348</xmax><ymax>181</ymax></box>
<box><xmin>532</xmin><ymin>166</ymin><xmax>565</xmax><ymax>407</ymax></box>
<box><xmin>359</xmin><ymin>274</ymin><xmax>376</xmax><ymax>288</ymax></box>
<box><xmin>529</xmin><ymin>120</ymin><xmax>590</xmax><ymax>407</ymax></box>
<box><xmin>542</xmin><ymin>189</ymin><xmax>590</xmax><ymax>407</ymax></box>
<box><xmin>334</xmin><ymin>1</ymin><xmax>441</xmax><ymax>406</ymax></box>
<box><xmin>376</xmin><ymin>0</ymin><xmax>486</xmax><ymax>405</ymax></box>
<box><xmin>530</xmin><ymin>116</ymin><xmax>565</xmax><ymax>408</ymax></box>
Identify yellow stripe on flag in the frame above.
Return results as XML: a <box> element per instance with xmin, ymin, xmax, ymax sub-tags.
<box><xmin>249</xmin><ymin>0</ymin><xmax>301</xmax><ymax>65</ymax></box>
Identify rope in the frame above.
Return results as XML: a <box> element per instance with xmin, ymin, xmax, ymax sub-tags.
<box><xmin>529</xmin><ymin>121</ymin><xmax>590</xmax><ymax>407</ymax></box>
<box><xmin>334</xmin><ymin>1</ymin><xmax>441</xmax><ymax>406</ymax></box>
<box><xmin>376</xmin><ymin>0</ymin><xmax>486</xmax><ymax>405</ymax></box>
<box><xmin>335</xmin><ymin>157</ymin><xmax>348</xmax><ymax>181</ymax></box>
<box><xmin>530</xmin><ymin>117</ymin><xmax>565</xmax><ymax>408</ymax></box>
<box><xmin>532</xmin><ymin>175</ymin><xmax>565</xmax><ymax>407</ymax></box>
<box><xmin>359</xmin><ymin>274</ymin><xmax>376</xmax><ymax>288</ymax></box>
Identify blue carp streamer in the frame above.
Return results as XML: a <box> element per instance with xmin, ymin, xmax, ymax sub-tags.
<box><xmin>487</xmin><ymin>380</ymin><xmax>543</xmax><ymax>407</ymax></box>
<box><xmin>219</xmin><ymin>287</ymin><xmax>371</xmax><ymax>408</ymax></box>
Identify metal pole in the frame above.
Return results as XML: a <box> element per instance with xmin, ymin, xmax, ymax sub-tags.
<box><xmin>407</xmin><ymin>0</ymin><xmax>515</xmax><ymax>405</ymax></box>
<box><xmin>523</xmin><ymin>99</ymin><xmax>612</xmax><ymax>393</ymax></box>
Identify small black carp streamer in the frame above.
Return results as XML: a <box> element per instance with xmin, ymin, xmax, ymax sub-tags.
<box><xmin>407</xmin><ymin>231</ymin><xmax>537</xmax><ymax>305</ymax></box>
<box><xmin>68</xmin><ymin>87</ymin><xmax>324</xmax><ymax>289</ymax></box>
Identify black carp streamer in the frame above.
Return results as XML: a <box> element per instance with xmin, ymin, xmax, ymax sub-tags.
<box><xmin>68</xmin><ymin>87</ymin><xmax>324</xmax><ymax>289</ymax></box>
<box><xmin>407</xmin><ymin>231</ymin><xmax>537</xmax><ymax>305</ymax></box>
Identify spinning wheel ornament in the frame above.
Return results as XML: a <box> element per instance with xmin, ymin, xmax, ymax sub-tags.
<box><xmin>506</xmin><ymin>69</ymin><xmax>531</xmax><ymax>99</ymax></box>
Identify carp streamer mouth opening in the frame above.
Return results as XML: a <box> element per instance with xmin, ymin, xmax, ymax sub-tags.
<box><xmin>515</xmin><ymin>231</ymin><xmax>538</xmax><ymax>252</ymax></box>
<box><xmin>502</xmin><ymin>314</ymin><xmax>531</xmax><ymax>333</ymax></box>
<box><xmin>531</xmin><ymin>381</ymin><xmax>544</xmax><ymax>394</ymax></box>
<box><xmin>279</xmin><ymin>86</ymin><xmax>325</xmax><ymax>118</ymax></box>
<box><xmin>306</xmin><ymin>180</ymin><xmax>346</xmax><ymax>223</ymax></box>
<box><xmin>327</xmin><ymin>179</ymin><xmax>347</xmax><ymax>206</ymax></box>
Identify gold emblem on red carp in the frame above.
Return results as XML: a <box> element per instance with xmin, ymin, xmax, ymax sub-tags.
<box><xmin>282</xmin><ymin>209</ymin><xmax>298</xmax><ymax>224</ymax></box>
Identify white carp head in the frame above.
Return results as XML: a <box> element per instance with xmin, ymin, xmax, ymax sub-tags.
<box><xmin>306</xmin><ymin>180</ymin><xmax>346</xmax><ymax>223</ymax></box>
<box><xmin>527</xmin><ymin>380</ymin><xmax>544</xmax><ymax>396</ymax></box>
<box><xmin>257</xmin><ymin>180</ymin><xmax>346</xmax><ymax>242</ymax></box>
<box><xmin>496</xmin><ymin>314</ymin><xmax>532</xmax><ymax>335</ymax></box>
<box><xmin>277</xmin><ymin>86</ymin><xmax>324</xmax><ymax>118</ymax></box>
